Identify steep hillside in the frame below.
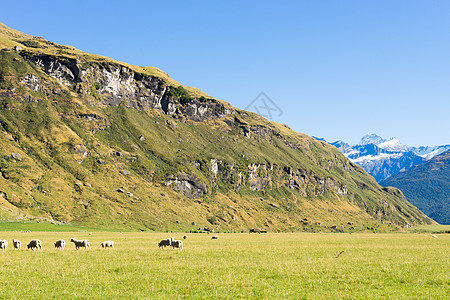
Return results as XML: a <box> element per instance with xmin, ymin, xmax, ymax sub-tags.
<box><xmin>382</xmin><ymin>150</ymin><xmax>450</xmax><ymax>225</ymax></box>
<box><xmin>0</xmin><ymin>22</ymin><xmax>434</xmax><ymax>231</ymax></box>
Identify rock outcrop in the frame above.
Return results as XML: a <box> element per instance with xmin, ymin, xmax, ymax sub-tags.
<box><xmin>20</xmin><ymin>52</ymin><xmax>235</xmax><ymax>121</ymax></box>
<box><xmin>166</xmin><ymin>173</ymin><xmax>207</xmax><ymax>198</ymax></box>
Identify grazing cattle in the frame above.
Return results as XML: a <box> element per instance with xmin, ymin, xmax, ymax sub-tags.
<box><xmin>70</xmin><ymin>238</ymin><xmax>91</xmax><ymax>250</ymax></box>
<box><xmin>27</xmin><ymin>239</ymin><xmax>42</xmax><ymax>251</ymax></box>
<box><xmin>13</xmin><ymin>239</ymin><xmax>21</xmax><ymax>250</ymax></box>
<box><xmin>211</xmin><ymin>235</ymin><xmax>218</xmax><ymax>240</ymax></box>
<box><xmin>99</xmin><ymin>241</ymin><xmax>114</xmax><ymax>249</ymax></box>
<box><xmin>54</xmin><ymin>239</ymin><xmax>65</xmax><ymax>249</ymax></box>
<box><xmin>183</xmin><ymin>235</ymin><xmax>188</xmax><ymax>240</ymax></box>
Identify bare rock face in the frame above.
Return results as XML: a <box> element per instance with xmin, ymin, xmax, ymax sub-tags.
<box><xmin>21</xmin><ymin>52</ymin><xmax>234</xmax><ymax>122</ymax></box>
<box><xmin>26</xmin><ymin>54</ymin><xmax>82</xmax><ymax>86</ymax></box>
<box><xmin>171</xmin><ymin>160</ymin><xmax>349</xmax><ymax>198</ymax></box>
<box><xmin>180</xmin><ymin>100</ymin><xmax>233</xmax><ymax>121</ymax></box>
<box><xmin>283</xmin><ymin>167</ymin><xmax>348</xmax><ymax>196</ymax></box>
<box><xmin>21</xmin><ymin>74</ymin><xmax>41</xmax><ymax>92</ymax></box>
<box><xmin>166</xmin><ymin>173</ymin><xmax>207</xmax><ymax>198</ymax></box>
<box><xmin>210</xmin><ymin>159</ymin><xmax>223</xmax><ymax>175</ymax></box>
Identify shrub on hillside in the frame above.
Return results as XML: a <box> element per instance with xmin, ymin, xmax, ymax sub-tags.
<box><xmin>169</xmin><ymin>86</ymin><xmax>192</xmax><ymax>105</ymax></box>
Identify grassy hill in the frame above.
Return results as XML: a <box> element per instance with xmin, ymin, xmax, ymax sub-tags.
<box><xmin>0</xmin><ymin>22</ymin><xmax>434</xmax><ymax>231</ymax></box>
<box><xmin>382</xmin><ymin>150</ymin><xmax>450</xmax><ymax>225</ymax></box>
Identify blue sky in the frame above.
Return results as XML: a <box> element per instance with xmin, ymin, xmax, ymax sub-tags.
<box><xmin>1</xmin><ymin>1</ymin><xmax>449</xmax><ymax>146</ymax></box>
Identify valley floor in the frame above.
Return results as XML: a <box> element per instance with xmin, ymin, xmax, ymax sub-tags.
<box><xmin>0</xmin><ymin>232</ymin><xmax>448</xmax><ymax>299</ymax></box>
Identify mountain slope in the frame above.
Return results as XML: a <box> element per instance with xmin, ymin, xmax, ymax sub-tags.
<box><xmin>331</xmin><ymin>134</ymin><xmax>449</xmax><ymax>182</ymax></box>
<box><xmin>0</xmin><ymin>22</ymin><xmax>434</xmax><ymax>231</ymax></box>
<box><xmin>382</xmin><ymin>150</ymin><xmax>450</xmax><ymax>225</ymax></box>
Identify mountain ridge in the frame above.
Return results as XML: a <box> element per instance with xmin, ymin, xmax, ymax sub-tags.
<box><xmin>328</xmin><ymin>134</ymin><xmax>449</xmax><ymax>182</ymax></box>
<box><xmin>0</xmin><ymin>23</ymin><xmax>434</xmax><ymax>231</ymax></box>
<box><xmin>381</xmin><ymin>150</ymin><xmax>450</xmax><ymax>225</ymax></box>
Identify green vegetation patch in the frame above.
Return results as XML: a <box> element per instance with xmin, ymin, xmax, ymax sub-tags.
<box><xmin>0</xmin><ymin>221</ymin><xmax>110</xmax><ymax>232</ymax></box>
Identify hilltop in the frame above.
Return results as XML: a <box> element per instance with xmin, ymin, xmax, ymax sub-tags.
<box><xmin>0</xmin><ymin>22</ymin><xmax>434</xmax><ymax>231</ymax></box>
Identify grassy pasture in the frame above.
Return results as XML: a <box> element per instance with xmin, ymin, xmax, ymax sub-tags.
<box><xmin>0</xmin><ymin>221</ymin><xmax>114</xmax><ymax>232</ymax></box>
<box><xmin>411</xmin><ymin>224</ymin><xmax>450</xmax><ymax>234</ymax></box>
<box><xmin>0</xmin><ymin>232</ymin><xmax>448</xmax><ymax>299</ymax></box>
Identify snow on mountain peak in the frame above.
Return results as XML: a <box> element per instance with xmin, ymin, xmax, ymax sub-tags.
<box><xmin>377</xmin><ymin>138</ymin><xmax>408</xmax><ymax>152</ymax></box>
<box><xmin>328</xmin><ymin>133</ymin><xmax>448</xmax><ymax>182</ymax></box>
<box><xmin>412</xmin><ymin>145</ymin><xmax>450</xmax><ymax>159</ymax></box>
<box><xmin>359</xmin><ymin>134</ymin><xmax>386</xmax><ymax>146</ymax></box>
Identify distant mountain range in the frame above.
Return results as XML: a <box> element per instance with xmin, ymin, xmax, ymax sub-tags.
<box><xmin>325</xmin><ymin>134</ymin><xmax>450</xmax><ymax>182</ymax></box>
<box><xmin>381</xmin><ymin>150</ymin><xmax>450</xmax><ymax>225</ymax></box>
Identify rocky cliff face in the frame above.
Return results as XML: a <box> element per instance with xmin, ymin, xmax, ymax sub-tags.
<box><xmin>178</xmin><ymin>160</ymin><xmax>349</xmax><ymax>197</ymax></box>
<box><xmin>20</xmin><ymin>52</ymin><xmax>234</xmax><ymax>121</ymax></box>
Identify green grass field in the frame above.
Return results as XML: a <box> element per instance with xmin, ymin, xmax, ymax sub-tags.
<box><xmin>411</xmin><ymin>224</ymin><xmax>450</xmax><ymax>234</ymax></box>
<box><xmin>0</xmin><ymin>232</ymin><xmax>447</xmax><ymax>299</ymax></box>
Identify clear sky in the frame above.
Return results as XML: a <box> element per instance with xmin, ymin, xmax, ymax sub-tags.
<box><xmin>1</xmin><ymin>0</ymin><xmax>449</xmax><ymax>146</ymax></box>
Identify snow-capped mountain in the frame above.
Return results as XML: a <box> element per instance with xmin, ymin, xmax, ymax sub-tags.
<box><xmin>377</xmin><ymin>139</ymin><xmax>409</xmax><ymax>152</ymax></box>
<box><xmin>328</xmin><ymin>134</ymin><xmax>450</xmax><ymax>182</ymax></box>
<box><xmin>359</xmin><ymin>133</ymin><xmax>387</xmax><ymax>146</ymax></box>
<box><xmin>410</xmin><ymin>145</ymin><xmax>450</xmax><ymax>160</ymax></box>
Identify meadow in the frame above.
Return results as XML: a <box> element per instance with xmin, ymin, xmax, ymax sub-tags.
<box><xmin>0</xmin><ymin>231</ymin><xmax>448</xmax><ymax>299</ymax></box>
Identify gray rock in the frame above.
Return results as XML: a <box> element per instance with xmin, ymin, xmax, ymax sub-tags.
<box><xmin>74</xmin><ymin>144</ymin><xmax>88</xmax><ymax>158</ymax></box>
<box><xmin>21</xmin><ymin>74</ymin><xmax>41</xmax><ymax>92</ymax></box>
<box><xmin>27</xmin><ymin>55</ymin><xmax>82</xmax><ymax>86</ymax></box>
<box><xmin>11</xmin><ymin>153</ymin><xmax>22</xmax><ymax>161</ymax></box>
<box><xmin>121</xmin><ymin>170</ymin><xmax>131</xmax><ymax>175</ymax></box>
<box><xmin>166</xmin><ymin>172</ymin><xmax>207</xmax><ymax>198</ymax></box>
